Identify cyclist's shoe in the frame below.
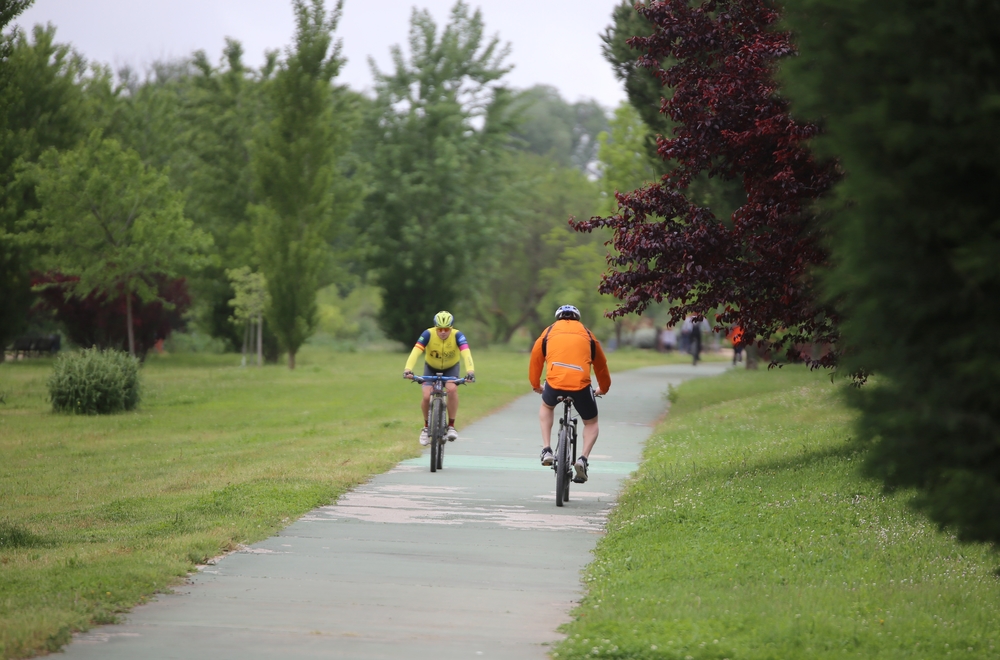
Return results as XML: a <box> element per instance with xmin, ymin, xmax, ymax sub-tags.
<box><xmin>419</xmin><ymin>427</ymin><xmax>430</xmax><ymax>446</ymax></box>
<box><xmin>540</xmin><ymin>447</ymin><xmax>554</xmax><ymax>466</ymax></box>
<box><xmin>446</xmin><ymin>426</ymin><xmax>458</xmax><ymax>442</ymax></box>
<box><xmin>573</xmin><ymin>456</ymin><xmax>589</xmax><ymax>483</ymax></box>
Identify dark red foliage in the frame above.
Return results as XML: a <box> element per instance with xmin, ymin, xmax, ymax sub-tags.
<box><xmin>574</xmin><ymin>0</ymin><xmax>840</xmax><ymax>366</ymax></box>
<box><xmin>32</xmin><ymin>272</ymin><xmax>191</xmax><ymax>358</ymax></box>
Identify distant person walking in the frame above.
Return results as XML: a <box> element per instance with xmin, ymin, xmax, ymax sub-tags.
<box><xmin>403</xmin><ymin>311</ymin><xmax>475</xmax><ymax>445</ymax></box>
<box><xmin>529</xmin><ymin>305</ymin><xmax>611</xmax><ymax>484</ymax></box>
<box><xmin>683</xmin><ymin>314</ymin><xmax>710</xmax><ymax>365</ymax></box>
<box><xmin>728</xmin><ymin>325</ymin><xmax>744</xmax><ymax>365</ymax></box>
<box><xmin>659</xmin><ymin>324</ymin><xmax>677</xmax><ymax>353</ymax></box>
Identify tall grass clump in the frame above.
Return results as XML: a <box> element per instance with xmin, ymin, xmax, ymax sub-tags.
<box><xmin>47</xmin><ymin>348</ymin><xmax>141</xmax><ymax>414</ymax></box>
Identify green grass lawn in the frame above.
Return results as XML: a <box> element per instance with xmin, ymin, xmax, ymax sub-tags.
<box><xmin>0</xmin><ymin>343</ymin><xmax>684</xmax><ymax>659</ymax></box>
<box><xmin>553</xmin><ymin>367</ymin><xmax>1000</xmax><ymax>659</ymax></box>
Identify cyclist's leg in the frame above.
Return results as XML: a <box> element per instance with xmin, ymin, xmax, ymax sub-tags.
<box><xmin>420</xmin><ymin>384</ymin><xmax>432</xmax><ymax>422</ymax></box>
<box><xmin>539</xmin><ymin>402</ymin><xmax>555</xmax><ymax>447</ymax></box>
<box><xmin>539</xmin><ymin>383</ymin><xmax>562</xmax><ymax>449</ymax></box>
<box><xmin>571</xmin><ymin>387</ymin><xmax>600</xmax><ymax>459</ymax></box>
<box><xmin>445</xmin><ymin>381</ymin><xmax>458</xmax><ymax>420</ymax></box>
<box><xmin>581</xmin><ymin>416</ymin><xmax>599</xmax><ymax>458</ymax></box>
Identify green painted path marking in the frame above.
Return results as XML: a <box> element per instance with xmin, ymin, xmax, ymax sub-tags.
<box><xmin>400</xmin><ymin>454</ymin><xmax>639</xmax><ymax>474</ymax></box>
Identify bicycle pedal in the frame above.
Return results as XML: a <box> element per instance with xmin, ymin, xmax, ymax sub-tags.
<box><xmin>572</xmin><ymin>476</ymin><xmax>586</xmax><ymax>484</ymax></box>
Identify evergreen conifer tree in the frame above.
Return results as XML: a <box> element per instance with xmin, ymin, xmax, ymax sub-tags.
<box><xmin>783</xmin><ymin>0</ymin><xmax>1000</xmax><ymax>544</ymax></box>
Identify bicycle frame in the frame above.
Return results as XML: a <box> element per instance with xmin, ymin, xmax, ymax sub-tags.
<box><xmin>409</xmin><ymin>374</ymin><xmax>468</xmax><ymax>472</ymax></box>
<box><xmin>553</xmin><ymin>396</ymin><xmax>578</xmax><ymax>507</ymax></box>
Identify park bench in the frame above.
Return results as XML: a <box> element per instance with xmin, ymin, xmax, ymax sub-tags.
<box><xmin>4</xmin><ymin>334</ymin><xmax>61</xmax><ymax>359</ymax></box>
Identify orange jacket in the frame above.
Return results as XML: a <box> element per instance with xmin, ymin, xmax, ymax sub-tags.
<box><xmin>529</xmin><ymin>320</ymin><xmax>611</xmax><ymax>393</ymax></box>
<box><xmin>728</xmin><ymin>325</ymin><xmax>744</xmax><ymax>345</ymax></box>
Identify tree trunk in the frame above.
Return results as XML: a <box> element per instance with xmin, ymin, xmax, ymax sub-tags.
<box><xmin>288</xmin><ymin>348</ymin><xmax>296</xmax><ymax>370</ymax></box>
<box><xmin>256</xmin><ymin>314</ymin><xmax>263</xmax><ymax>366</ymax></box>
<box><xmin>125</xmin><ymin>290</ymin><xmax>136</xmax><ymax>357</ymax></box>
<box><xmin>241</xmin><ymin>319</ymin><xmax>249</xmax><ymax>367</ymax></box>
<box><xmin>745</xmin><ymin>344</ymin><xmax>759</xmax><ymax>370</ymax></box>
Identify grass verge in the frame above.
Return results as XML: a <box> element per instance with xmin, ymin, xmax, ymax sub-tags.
<box><xmin>554</xmin><ymin>366</ymin><xmax>1000</xmax><ymax>659</ymax></box>
<box><xmin>0</xmin><ymin>343</ymin><xmax>675</xmax><ymax>659</ymax></box>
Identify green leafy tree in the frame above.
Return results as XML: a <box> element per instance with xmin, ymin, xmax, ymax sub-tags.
<box><xmin>510</xmin><ymin>85</ymin><xmax>609</xmax><ymax>173</ymax></box>
<box><xmin>249</xmin><ymin>0</ymin><xmax>350</xmax><ymax>369</ymax></box>
<box><xmin>100</xmin><ymin>60</ymin><xmax>193</xmax><ymax>173</ymax></box>
<box><xmin>782</xmin><ymin>0</ymin><xmax>1000</xmax><ymax>544</ymax></box>
<box><xmin>596</xmin><ymin>101</ymin><xmax>658</xmax><ymax>216</ymax></box>
<box><xmin>466</xmin><ymin>152</ymin><xmax>601</xmax><ymax>343</ymax></box>
<box><xmin>1</xmin><ymin>22</ymin><xmax>91</xmax><ymax>349</ymax></box>
<box><xmin>600</xmin><ymin>0</ymin><xmax>666</xmax><ymax>165</ymax></box>
<box><xmin>226</xmin><ymin>266</ymin><xmax>269</xmax><ymax>367</ymax></box>
<box><xmin>184</xmin><ymin>42</ymin><xmax>269</xmax><ymax>350</ymax></box>
<box><xmin>30</xmin><ymin>132</ymin><xmax>212</xmax><ymax>356</ymax></box>
<box><xmin>364</xmin><ymin>1</ymin><xmax>514</xmax><ymax>344</ymax></box>
<box><xmin>537</xmin><ymin>239</ymin><xmax>613</xmax><ymax>338</ymax></box>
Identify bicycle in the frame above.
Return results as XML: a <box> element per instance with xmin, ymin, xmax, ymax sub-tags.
<box><xmin>407</xmin><ymin>374</ymin><xmax>470</xmax><ymax>472</ymax></box>
<box><xmin>553</xmin><ymin>395</ymin><xmax>578</xmax><ymax>507</ymax></box>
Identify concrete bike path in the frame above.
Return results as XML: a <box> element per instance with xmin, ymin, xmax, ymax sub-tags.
<box><xmin>62</xmin><ymin>363</ymin><xmax>727</xmax><ymax>660</ymax></box>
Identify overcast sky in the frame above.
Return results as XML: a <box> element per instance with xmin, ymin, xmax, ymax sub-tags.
<box><xmin>12</xmin><ymin>0</ymin><xmax>628</xmax><ymax>109</ymax></box>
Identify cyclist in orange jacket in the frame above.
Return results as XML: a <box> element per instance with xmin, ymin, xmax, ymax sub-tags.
<box><xmin>528</xmin><ymin>305</ymin><xmax>611</xmax><ymax>483</ymax></box>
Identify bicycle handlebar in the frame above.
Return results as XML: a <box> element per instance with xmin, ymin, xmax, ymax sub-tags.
<box><xmin>407</xmin><ymin>375</ymin><xmax>471</xmax><ymax>385</ymax></box>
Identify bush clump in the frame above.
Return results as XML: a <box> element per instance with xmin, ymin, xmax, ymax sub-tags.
<box><xmin>0</xmin><ymin>520</ymin><xmax>46</xmax><ymax>548</ymax></box>
<box><xmin>48</xmin><ymin>348</ymin><xmax>141</xmax><ymax>414</ymax></box>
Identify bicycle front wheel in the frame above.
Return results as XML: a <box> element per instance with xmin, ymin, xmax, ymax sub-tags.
<box><xmin>429</xmin><ymin>398</ymin><xmax>444</xmax><ymax>473</ymax></box>
<box><xmin>555</xmin><ymin>427</ymin><xmax>570</xmax><ymax>507</ymax></box>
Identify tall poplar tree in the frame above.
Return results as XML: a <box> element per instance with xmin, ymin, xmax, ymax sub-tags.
<box><xmin>249</xmin><ymin>0</ymin><xmax>347</xmax><ymax>369</ymax></box>
<box><xmin>186</xmin><ymin>41</ymin><xmax>269</xmax><ymax>350</ymax></box>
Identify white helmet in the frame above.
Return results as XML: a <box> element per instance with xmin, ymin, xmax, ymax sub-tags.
<box><xmin>554</xmin><ymin>305</ymin><xmax>581</xmax><ymax>321</ymax></box>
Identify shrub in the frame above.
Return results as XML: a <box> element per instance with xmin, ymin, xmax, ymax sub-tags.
<box><xmin>32</xmin><ymin>271</ymin><xmax>192</xmax><ymax>359</ymax></box>
<box><xmin>0</xmin><ymin>520</ymin><xmax>46</xmax><ymax>548</ymax></box>
<box><xmin>48</xmin><ymin>348</ymin><xmax>141</xmax><ymax>414</ymax></box>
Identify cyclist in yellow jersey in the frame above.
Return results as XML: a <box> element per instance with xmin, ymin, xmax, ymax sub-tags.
<box><xmin>403</xmin><ymin>311</ymin><xmax>476</xmax><ymax>445</ymax></box>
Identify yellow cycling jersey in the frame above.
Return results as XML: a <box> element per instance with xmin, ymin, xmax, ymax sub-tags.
<box><xmin>405</xmin><ymin>327</ymin><xmax>475</xmax><ymax>373</ymax></box>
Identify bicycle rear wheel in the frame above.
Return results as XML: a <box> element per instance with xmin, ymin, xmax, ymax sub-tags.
<box><xmin>555</xmin><ymin>426</ymin><xmax>569</xmax><ymax>506</ymax></box>
<box><xmin>566</xmin><ymin>422</ymin><xmax>578</xmax><ymax>500</ymax></box>
<box><xmin>429</xmin><ymin>398</ymin><xmax>444</xmax><ymax>473</ymax></box>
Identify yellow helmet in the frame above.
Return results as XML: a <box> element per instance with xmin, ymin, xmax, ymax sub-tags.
<box><xmin>433</xmin><ymin>311</ymin><xmax>454</xmax><ymax>328</ymax></box>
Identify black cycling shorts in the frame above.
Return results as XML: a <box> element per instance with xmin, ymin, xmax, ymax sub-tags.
<box><xmin>541</xmin><ymin>382</ymin><xmax>598</xmax><ymax>421</ymax></box>
<box><xmin>423</xmin><ymin>363</ymin><xmax>460</xmax><ymax>379</ymax></box>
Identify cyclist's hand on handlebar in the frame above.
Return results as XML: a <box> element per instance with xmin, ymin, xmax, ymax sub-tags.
<box><xmin>403</xmin><ymin>369</ymin><xmax>414</xmax><ymax>380</ymax></box>
<box><xmin>466</xmin><ymin>371</ymin><xmax>475</xmax><ymax>383</ymax></box>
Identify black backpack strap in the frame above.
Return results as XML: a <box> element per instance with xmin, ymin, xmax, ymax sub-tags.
<box><xmin>541</xmin><ymin>324</ymin><xmax>554</xmax><ymax>358</ymax></box>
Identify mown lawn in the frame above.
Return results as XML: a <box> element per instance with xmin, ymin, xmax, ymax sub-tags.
<box><xmin>0</xmin><ymin>343</ymin><xmax>682</xmax><ymax>659</ymax></box>
<box><xmin>554</xmin><ymin>367</ymin><xmax>1000</xmax><ymax>660</ymax></box>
